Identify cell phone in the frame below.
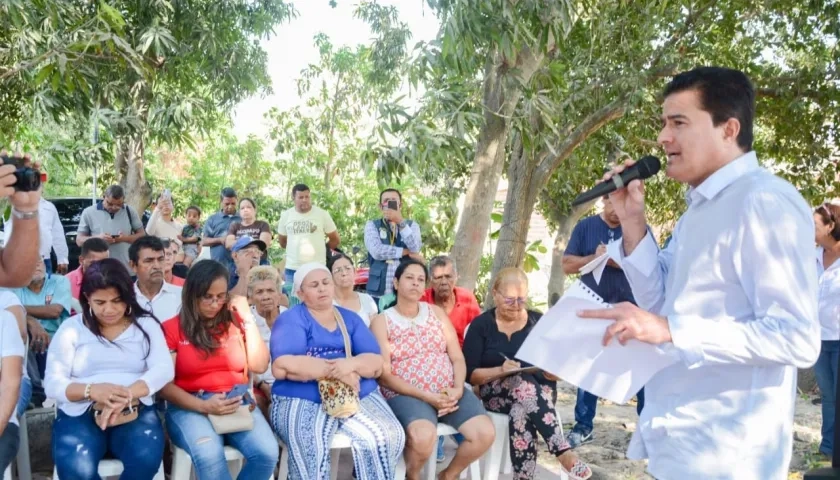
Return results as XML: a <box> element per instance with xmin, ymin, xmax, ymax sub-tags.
<box><xmin>225</xmin><ymin>383</ymin><xmax>250</xmax><ymax>399</ymax></box>
<box><xmin>387</xmin><ymin>199</ymin><xmax>398</xmax><ymax>210</ymax></box>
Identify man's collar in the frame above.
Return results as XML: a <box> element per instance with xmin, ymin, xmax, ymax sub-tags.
<box><xmin>687</xmin><ymin>151</ymin><xmax>759</xmax><ymax>205</ymax></box>
<box><xmin>135</xmin><ymin>280</ymin><xmax>177</xmax><ymax>299</ymax></box>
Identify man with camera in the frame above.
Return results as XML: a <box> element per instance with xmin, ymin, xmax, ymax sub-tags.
<box><xmin>363</xmin><ymin>188</ymin><xmax>422</xmax><ymax>305</ymax></box>
<box><xmin>0</xmin><ymin>151</ymin><xmax>48</xmax><ymax>288</ymax></box>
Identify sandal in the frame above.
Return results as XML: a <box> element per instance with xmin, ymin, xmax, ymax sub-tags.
<box><xmin>559</xmin><ymin>452</ymin><xmax>592</xmax><ymax>480</ymax></box>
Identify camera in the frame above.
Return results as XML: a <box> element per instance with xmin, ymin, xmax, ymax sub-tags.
<box><xmin>0</xmin><ymin>155</ymin><xmax>41</xmax><ymax>192</ymax></box>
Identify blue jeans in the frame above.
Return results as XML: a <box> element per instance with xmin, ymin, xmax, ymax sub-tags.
<box><xmin>573</xmin><ymin>387</ymin><xmax>645</xmax><ymax>434</ymax></box>
<box><xmin>16</xmin><ymin>376</ymin><xmax>31</xmax><ymax>418</ymax></box>
<box><xmin>43</xmin><ymin>259</ymin><xmax>52</xmax><ymax>275</ymax></box>
<box><xmin>0</xmin><ymin>424</ymin><xmax>18</xmax><ymax>473</ymax></box>
<box><xmin>815</xmin><ymin>340</ymin><xmax>840</xmax><ymax>456</ymax></box>
<box><xmin>165</xmin><ymin>394</ymin><xmax>278</xmax><ymax>480</ymax></box>
<box><xmin>52</xmin><ymin>405</ymin><xmax>164</xmax><ymax>480</ymax></box>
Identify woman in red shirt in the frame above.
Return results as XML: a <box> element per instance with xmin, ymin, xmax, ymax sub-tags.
<box><xmin>159</xmin><ymin>260</ymin><xmax>277</xmax><ymax>480</ymax></box>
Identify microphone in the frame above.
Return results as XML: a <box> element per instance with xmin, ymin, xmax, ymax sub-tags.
<box><xmin>571</xmin><ymin>156</ymin><xmax>661</xmax><ymax>207</ymax></box>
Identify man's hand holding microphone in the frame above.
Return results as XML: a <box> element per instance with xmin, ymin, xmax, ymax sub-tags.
<box><xmin>575</xmin><ymin>158</ymin><xmax>673</xmax><ymax>348</ymax></box>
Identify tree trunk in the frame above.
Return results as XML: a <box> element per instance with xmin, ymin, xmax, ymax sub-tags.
<box><xmin>484</xmin><ymin>134</ymin><xmax>542</xmax><ymax>308</ymax></box>
<box><xmin>114</xmin><ymin>135</ymin><xmax>153</xmax><ymax>213</ymax></box>
<box><xmin>451</xmin><ymin>49</ymin><xmax>543</xmax><ymax>291</ymax></box>
<box><xmin>547</xmin><ymin>200</ymin><xmax>596</xmax><ymax>306</ymax></box>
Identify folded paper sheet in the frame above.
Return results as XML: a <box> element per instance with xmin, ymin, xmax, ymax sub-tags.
<box><xmin>516</xmin><ymin>281</ymin><xmax>677</xmax><ymax>404</ymax></box>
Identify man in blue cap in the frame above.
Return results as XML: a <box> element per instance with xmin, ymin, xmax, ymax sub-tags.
<box><xmin>229</xmin><ymin>236</ymin><xmax>266</xmax><ymax>296</ymax></box>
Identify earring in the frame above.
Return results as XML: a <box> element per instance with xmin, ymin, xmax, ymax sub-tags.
<box><xmin>88</xmin><ymin>307</ymin><xmax>94</xmax><ymax>318</ymax></box>
<box><xmin>126</xmin><ymin>306</ymin><xmax>132</xmax><ymax>316</ymax></box>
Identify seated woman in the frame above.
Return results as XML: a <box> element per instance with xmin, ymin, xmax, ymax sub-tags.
<box><xmin>328</xmin><ymin>253</ymin><xmax>378</xmax><ymax>326</ymax></box>
<box><xmin>246</xmin><ymin>265</ymin><xmax>287</xmax><ymax>418</ymax></box>
<box><xmin>370</xmin><ymin>258</ymin><xmax>495</xmax><ymax>480</ymax></box>
<box><xmin>159</xmin><ymin>260</ymin><xmax>277</xmax><ymax>480</ymax></box>
<box><xmin>0</xmin><ymin>304</ymin><xmax>24</xmax><ymax>473</ymax></box>
<box><xmin>271</xmin><ymin>263</ymin><xmax>404</xmax><ymax>480</ymax></box>
<box><xmin>463</xmin><ymin>268</ymin><xmax>591</xmax><ymax>480</ymax></box>
<box><xmin>46</xmin><ymin>259</ymin><xmax>174</xmax><ymax>480</ymax></box>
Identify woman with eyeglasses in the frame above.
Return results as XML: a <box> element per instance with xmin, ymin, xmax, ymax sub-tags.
<box><xmin>370</xmin><ymin>258</ymin><xmax>494</xmax><ymax>480</ymax></box>
<box><xmin>158</xmin><ymin>260</ymin><xmax>278</xmax><ymax>480</ymax></box>
<box><xmin>329</xmin><ymin>253</ymin><xmax>378</xmax><ymax>326</ymax></box>
<box><xmin>462</xmin><ymin>267</ymin><xmax>591</xmax><ymax>480</ymax></box>
<box><xmin>814</xmin><ymin>203</ymin><xmax>840</xmax><ymax>458</ymax></box>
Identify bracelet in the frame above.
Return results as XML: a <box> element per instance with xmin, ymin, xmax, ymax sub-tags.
<box><xmin>84</xmin><ymin>384</ymin><xmax>92</xmax><ymax>400</ymax></box>
<box><xmin>11</xmin><ymin>208</ymin><xmax>38</xmax><ymax>220</ymax></box>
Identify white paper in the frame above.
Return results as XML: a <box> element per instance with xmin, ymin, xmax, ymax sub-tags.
<box><xmin>579</xmin><ymin>253</ymin><xmax>608</xmax><ymax>284</ymax></box>
<box><xmin>516</xmin><ymin>281</ymin><xmax>677</xmax><ymax>404</ymax></box>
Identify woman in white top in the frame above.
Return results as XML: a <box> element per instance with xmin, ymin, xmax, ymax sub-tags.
<box><xmin>45</xmin><ymin>258</ymin><xmax>174</xmax><ymax>479</ymax></box>
<box><xmin>246</xmin><ymin>265</ymin><xmax>287</xmax><ymax>418</ymax></box>
<box><xmin>146</xmin><ymin>192</ymin><xmax>183</xmax><ymax>246</ymax></box>
<box><xmin>0</xmin><ymin>309</ymin><xmax>24</xmax><ymax>473</ymax></box>
<box><xmin>815</xmin><ymin>202</ymin><xmax>840</xmax><ymax>457</ymax></box>
<box><xmin>329</xmin><ymin>253</ymin><xmax>378</xmax><ymax>326</ymax></box>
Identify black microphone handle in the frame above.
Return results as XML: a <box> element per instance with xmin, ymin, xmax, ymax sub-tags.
<box><xmin>571</xmin><ymin>167</ymin><xmax>643</xmax><ymax>207</ymax></box>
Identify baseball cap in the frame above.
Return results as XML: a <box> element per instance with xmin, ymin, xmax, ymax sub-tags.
<box><xmin>232</xmin><ymin>237</ymin><xmax>266</xmax><ymax>253</ymax></box>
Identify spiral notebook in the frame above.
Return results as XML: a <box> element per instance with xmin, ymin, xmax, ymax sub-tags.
<box><xmin>515</xmin><ymin>281</ymin><xmax>677</xmax><ymax>404</ymax></box>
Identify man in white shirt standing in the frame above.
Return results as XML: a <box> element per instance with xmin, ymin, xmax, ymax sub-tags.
<box><xmin>3</xmin><ymin>191</ymin><xmax>69</xmax><ymax>275</ymax></box>
<box><xmin>0</xmin><ymin>309</ymin><xmax>23</xmax><ymax>473</ymax></box>
<box><xmin>580</xmin><ymin>67</ymin><xmax>819</xmax><ymax>480</ymax></box>
<box><xmin>129</xmin><ymin>236</ymin><xmax>182</xmax><ymax>322</ymax></box>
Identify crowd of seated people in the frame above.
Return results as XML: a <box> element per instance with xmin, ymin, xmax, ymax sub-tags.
<box><xmin>0</xmin><ymin>187</ymin><xmax>593</xmax><ymax>480</ymax></box>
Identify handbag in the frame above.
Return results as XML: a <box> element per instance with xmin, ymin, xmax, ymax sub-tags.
<box><xmin>92</xmin><ymin>398</ymin><xmax>140</xmax><ymax>428</ymax></box>
<box><xmin>208</xmin><ymin>318</ymin><xmax>255</xmax><ymax>434</ymax></box>
<box><xmin>317</xmin><ymin>308</ymin><xmax>361</xmax><ymax>418</ymax></box>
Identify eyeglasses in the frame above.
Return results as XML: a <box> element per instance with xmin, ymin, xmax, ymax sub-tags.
<box><xmin>200</xmin><ymin>293</ymin><xmax>229</xmax><ymax>306</ymax></box>
<box><xmin>333</xmin><ymin>266</ymin><xmax>353</xmax><ymax>274</ymax></box>
<box><xmin>500</xmin><ymin>296</ymin><xmax>527</xmax><ymax>306</ymax></box>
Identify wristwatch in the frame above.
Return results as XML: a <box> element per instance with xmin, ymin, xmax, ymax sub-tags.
<box><xmin>10</xmin><ymin>208</ymin><xmax>38</xmax><ymax>220</ymax></box>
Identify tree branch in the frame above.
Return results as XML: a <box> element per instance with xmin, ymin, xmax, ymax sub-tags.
<box><xmin>537</xmin><ymin>97</ymin><xmax>628</xmax><ymax>176</ymax></box>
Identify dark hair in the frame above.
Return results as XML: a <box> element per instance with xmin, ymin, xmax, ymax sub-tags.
<box><xmin>663</xmin><ymin>67</ymin><xmax>755</xmax><ymax>152</ymax></box>
<box><xmin>239</xmin><ymin>197</ymin><xmax>257</xmax><ymax>210</ymax></box>
<box><xmin>220</xmin><ymin>187</ymin><xmax>237</xmax><ymax>200</ymax></box>
<box><xmin>186</xmin><ymin>205</ymin><xmax>202</xmax><ymax>216</ymax></box>
<box><xmin>292</xmin><ymin>184</ymin><xmax>310</xmax><ymax>198</ymax></box>
<box><xmin>328</xmin><ymin>253</ymin><xmax>354</xmax><ymax>272</ymax></box>
<box><xmin>180</xmin><ymin>260</ymin><xmax>233</xmax><ymax>355</ymax></box>
<box><xmin>816</xmin><ymin>203</ymin><xmax>840</xmax><ymax>241</ymax></box>
<box><xmin>104</xmin><ymin>185</ymin><xmax>125</xmax><ymax>199</ymax></box>
<box><xmin>80</xmin><ymin>259</ymin><xmax>156</xmax><ymax>356</ymax></box>
<box><xmin>129</xmin><ymin>235</ymin><xmax>165</xmax><ymax>264</ymax></box>
<box><xmin>379</xmin><ymin>188</ymin><xmax>402</xmax><ymax>203</ymax></box>
<box><xmin>80</xmin><ymin>237</ymin><xmax>109</xmax><ymax>257</ymax></box>
<box><xmin>385</xmin><ymin>258</ymin><xmax>428</xmax><ymax>309</ymax></box>
<box><xmin>429</xmin><ymin>255</ymin><xmax>456</xmax><ymax>274</ymax></box>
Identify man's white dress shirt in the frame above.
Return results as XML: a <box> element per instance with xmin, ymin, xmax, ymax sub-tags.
<box><xmin>614</xmin><ymin>151</ymin><xmax>819</xmax><ymax>480</ymax></box>
<box><xmin>135</xmin><ymin>282</ymin><xmax>182</xmax><ymax>322</ymax></box>
<box><xmin>3</xmin><ymin>198</ymin><xmax>68</xmax><ymax>264</ymax></box>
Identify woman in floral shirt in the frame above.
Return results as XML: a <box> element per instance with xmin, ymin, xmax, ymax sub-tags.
<box><xmin>462</xmin><ymin>268</ymin><xmax>591</xmax><ymax>480</ymax></box>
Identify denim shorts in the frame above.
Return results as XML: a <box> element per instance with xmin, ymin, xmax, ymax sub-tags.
<box><xmin>387</xmin><ymin>388</ymin><xmax>487</xmax><ymax>430</ymax></box>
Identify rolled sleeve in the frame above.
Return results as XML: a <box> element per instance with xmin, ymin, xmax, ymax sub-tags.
<box><xmin>137</xmin><ymin>318</ymin><xmax>175</xmax><ymax>394</ymax></box>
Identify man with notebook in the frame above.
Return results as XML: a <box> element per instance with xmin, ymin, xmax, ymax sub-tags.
<box><xmin>563</xmin><ymin>194</ymin><xmax>647</xmax><ymax>447</ymax></box>
<box><xmin>579</xmin><ymin>67</ymin><xmax>819</xmax><ymax>480</ymax></box>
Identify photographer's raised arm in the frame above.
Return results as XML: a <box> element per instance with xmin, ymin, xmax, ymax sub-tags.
<box><xmin>0</xmin><ymin>152</ymin><xmax>43</xmax><ymax>287</ymax></box>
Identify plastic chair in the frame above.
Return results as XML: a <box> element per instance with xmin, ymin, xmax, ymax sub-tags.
<box><xmin>481</xmin><ymin>412</ymin><xmax>567</xmax><ymax>480</ymax></box>
<box><xmin>170</xmin><ymin>445</ymin><xmax>253</xmax><ymax>480</ymax></box>
<box><xmin>393</xmin><ymin>423</ymin><xmax>481</xmax><ymax>480</ymax></box>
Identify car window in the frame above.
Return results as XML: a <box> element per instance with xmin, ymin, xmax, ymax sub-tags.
<box><xmin>52</xmin><ymin>199</ymin><xmax>94</xmax><ymax>227</ymax></box>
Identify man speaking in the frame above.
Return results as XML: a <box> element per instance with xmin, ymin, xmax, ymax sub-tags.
<box><xmin>579</xmin><ymin>67</ymin><xmax>819</xmax><ymax>479</ymax></box>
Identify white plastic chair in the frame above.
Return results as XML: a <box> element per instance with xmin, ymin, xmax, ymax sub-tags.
<box><xmin>170</xmin><ymin>444</ymin><xmax>274</xmax><ymax>480</ymax></box>
<box><xmin>393</xmin><ymin>423</ymin><xmax>481</xmax><ymax>480</ymax></box>
<box><xmin>278</xmin><ymin>432</ymin><xmax>349</xmax><ymax>480</ymax></box>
